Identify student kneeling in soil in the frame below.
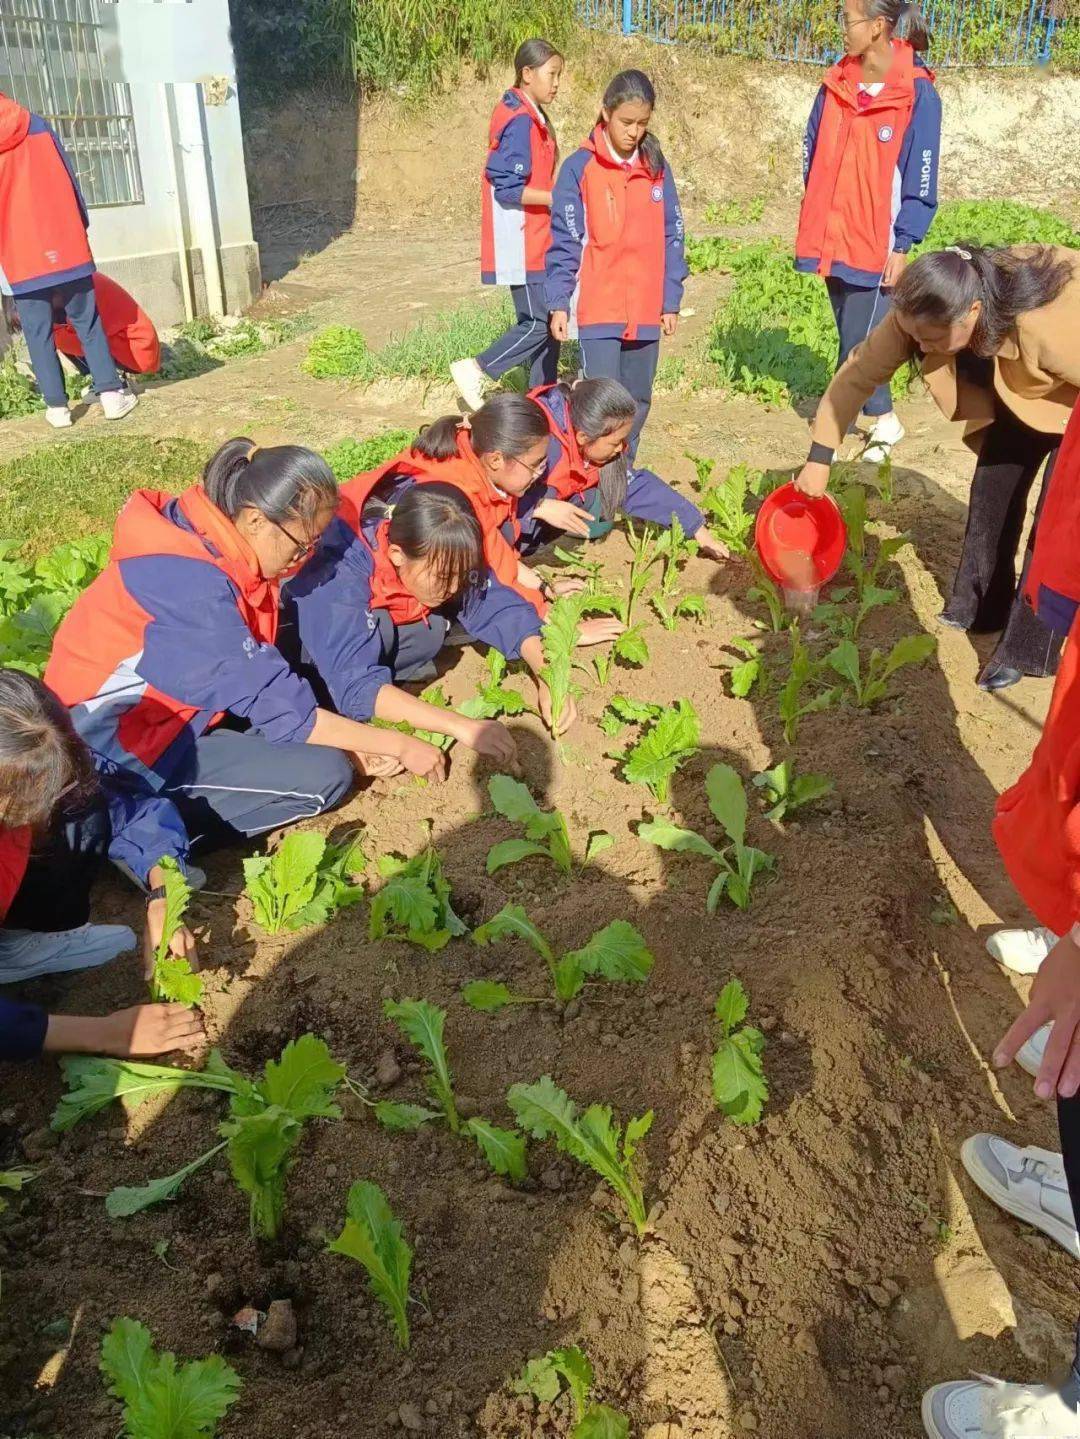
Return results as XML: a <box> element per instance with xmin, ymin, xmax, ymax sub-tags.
<box><xmin>794</xmin><ymin>243</ymin><xmax>1080</xmax><ymax>691</ymax></box>
<box><xmin>0</xmin><ymin>670</ymin><xmax>204</xmax><ymax>1064</ymax></box>
<box><xmin>44</xmin><ymin>439</ymin><xmax>448</xmax><ymax>852</ymax></box>
<box><xmin>521</xmin><ymin>377</ymin><xmax>729</xmax><ymax>560</ymax></box>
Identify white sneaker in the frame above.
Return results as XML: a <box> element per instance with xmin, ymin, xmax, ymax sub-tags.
<box><xmin>961</xmin><ymin>1133</ymin><xmax>1079</xmax><ymax>1260</ymax></box>
<box><xmin>449</xmin><ymin>357</ymin><xmax>491</xmax><ymax>412</ymax></box>
<box><xmin>986</xmin><ymin>925</ymin><xmax>1059</xmax><ymax>975</ymax></box>
<box><xmin>100</xmin><ymin>388</ymin><xmax>138</xmax><ymax>421</ymax></box>
<box><xmin>861</xmin><ymin>411</ymin><xmax>905</xmax><ymax>463</ymax></box>
<box><xmin>1016</xmin><ymin>1024</ymin><xmax>1051</xmax><ymax>1080</ymax></box>
<box><xmin>45</xmin><ymin>405</ymin><xmax>72</xmax><ymax>428</ymax></box>
<box><xmin>923</xmin><ymin>1374</ymin><xmax>1080</xmax><ymax>1438</ymax></box>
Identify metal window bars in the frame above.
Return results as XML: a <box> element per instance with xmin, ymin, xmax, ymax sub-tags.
<box><xmin>577</xmin><ymin>0</ymin><xmax>1071</xmax><ymax>67</ymax></box>
<box><xmin>0</xmin><ymin>0</ymin><xmax>142</xmax><ymax>208</ymax></box>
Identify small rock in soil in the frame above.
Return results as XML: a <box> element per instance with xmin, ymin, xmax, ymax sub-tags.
<box><xmin>375</xmin><ymin>1050</ymin><xmax>402</xmax><ymax>1086</ymax></box>
<box><xmin>540</xmin><ymin>1166</ymin><xmax>563</xmax><ymax>1192</ymax></box>
<box><xmin>256</xmin><ymin>1299</ymin><xmax>298</xmax><ymax>1352</ymax></box>
<box><xmin>397</xmin><ymin>1401</ymin><xmax>424</xmax><ymax>1432</ymax></box>
<box><xmin>21</xmin><ymin>1128</ymin><xmax>58</xmax><ymax>1162</ymax></box>
<box><xmin>867</xmin><ymin>1285</ymin><xmax>893</xmax><ymax>1309</ymax></box>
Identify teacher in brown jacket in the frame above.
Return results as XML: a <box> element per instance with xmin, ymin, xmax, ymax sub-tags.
<box><xmin>795</xmin><ymin>243</ymin><xmax>1080</xmax><ymax>691</ymax></box>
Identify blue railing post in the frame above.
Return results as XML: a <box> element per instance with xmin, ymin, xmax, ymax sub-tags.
<box><xmin>622</xmin><ymin>0</ymin><xmax>634</xmax><ymax>35</ymax></box>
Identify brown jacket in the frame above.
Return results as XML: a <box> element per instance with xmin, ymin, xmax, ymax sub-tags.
<box><xmin>812</xmin><ymin>246</ymin><xmax>1080</xmax><ymax>453</ymax></box>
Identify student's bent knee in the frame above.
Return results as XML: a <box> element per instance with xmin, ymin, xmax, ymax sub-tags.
<box><xmin>306</xmin><ymin>748</ymin><xmax>355</xmax><ymax>816</ymax></box>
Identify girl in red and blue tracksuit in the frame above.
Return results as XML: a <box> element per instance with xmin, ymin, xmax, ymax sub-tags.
<box><xmin>285</xmin><ymin>394</ymin><xmax>613</xmax><ymax>740</ymax></box>
<box><xmin>45</xmin><ymin>439</ymin><xmax>452</xmax><ymax>836</ymax></box>
<box><xmin>453</xmin><ymin>39</ymin><xmax>564</xmax><ymax>408</ymax></box>
<box><xmin>796</xmin><ymin>1</ymin><xmax>940</xmax><ymax>460</ymax></box>
<box><xmin>0</xmin><ymin>90</ymin><xmax>131</xmax><ymax>422</ymax></box>
<box><xmin>545</xmin><ymin>69</ymin><xmax>687</xmax><ymax>460</ymax></box>
<box><xmin>519</xmin><ymin>379</ymin><xmax>729</xmax><ymax>562</ymax></box>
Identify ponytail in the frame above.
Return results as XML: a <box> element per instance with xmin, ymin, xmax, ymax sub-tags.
<box><xmin>892</xmin><ymin>244</ymin><xmax>1075</xmax><ymax>357</ymax></box>
<box><xmin>413</xmin><ymin>393</ymin><xmax>549</xmax><ymax>463</ymax></box>
<box><xmin>203</xmin><ymin>437</ymin><xmax>337</xmax><ymax>526</ymax></box>
<box><xmin>599</xmin><ymin>69</ymin><xmax>664</xmax><ymax>178</ymax></box>
<box><xmin>361</xmin><ymin>481</ymin><xmax>484</xmax><ymax>598</ymax></box>
<box><xmin>866</xmin><ymin>0</ymin><xmax>931</xmax><ymax>52</ymax></box>
<box><xmin>564</xmin><ymin>377</ymin><xmax>637</xmax><ymax>441</ymax></box>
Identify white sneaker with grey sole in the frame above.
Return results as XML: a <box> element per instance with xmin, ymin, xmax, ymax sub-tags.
<box><xmin>923</xmin><ymin>1374</ymin><xmax>1080</xmax><ymax>1438</ymax></box>
<box><xmin>986</xmin><ymin>925</ymin><xmax>1059</xmax><ymax>975</ymax></box>
<box><xmin>961</xmin><ymin>1133</ymin><xmax>1079</xmax><ymax>1260</ymax></box>
<box><xmin>449</xmin><ymin>357</ymin><xmax>491</xmax><ymax>412</ymax></box>
<box><xmin>100</xmin><ymin>388</ymin><xmax>138</xmax><ymax>421</ymax></box>
<box><xmin>45</xmin><ymin>405</ymin><xmax>72</xmax><ymax>428</ymax></box>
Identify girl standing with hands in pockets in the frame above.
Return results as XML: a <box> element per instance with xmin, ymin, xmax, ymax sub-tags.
<box><xmin>545</xmin><ymin>69</ymin><xmax>687</xmax><ymax>460</ymax></box>
<box><xmin>796</xmin><ymin>0</ymin><xmax>941</xmax><ymax>463</ymax></box>
<box><xmin>452</xmin><ymin>39</ymin><xmax>564</xmax><ymax>411</ymax></box>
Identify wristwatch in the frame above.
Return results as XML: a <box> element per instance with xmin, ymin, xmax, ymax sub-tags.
<box><xmin>146</xmin><ymin>886</ymin><xmax>168</xmax><ymax>904</ymax></box>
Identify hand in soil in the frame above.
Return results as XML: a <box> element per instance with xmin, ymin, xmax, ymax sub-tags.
<box><xmin>577</xmin><ymin>617</ymin><xmax>626</xmax><ymax>648</ymax></box>
<box><xmin>994</xmin><ymin>932</ymin><xmax>1080</xmax><ymax>1099</ymax></box>
<box><xmin>398</xmin><ymin>738</ymin><xmax>449</xmax><ymax>783</ymax></box>
<box><xmin>693</xmin><ymin>525</ymin><xmax>731</xmax><ymax>563</ymax></box>
<box><xmin>533</xmin><ymin>499</ymin><xmax>593</xmax><ymax>539</ymax></box>
<box><xmin>142</xmin><ymin>901</ymin><xmax>198</xmax><ymax>981</ymax></box>
<box><xmin>464</xmin><ymin>718</ymin><xmax>520</xmax><ymax>772</ymax></box>
<box><xmin>102</xmin><ymin>1003</ymin><xmax>206</xmax><ymax>1058</ymax></box>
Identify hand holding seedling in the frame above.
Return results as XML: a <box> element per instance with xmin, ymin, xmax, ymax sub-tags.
<box><xmin>994</xmin><ymin>932</ymin><xmax>1080</xmax><ymax>1100</ymax></box>
<box><xmin>394</xmin><ymin>736</ymin><xmax>449</xmax><ymax>783</ymax></box>
<box><xmin>352</xmin><ymin>750</ymin><xmax>405</xmax><ymax>779</ymax></box>
<box><xmin>44</xmin><ymin>1003</ymin><xmax>206</xmax><ymax>1060</ymax></box>
<box><xmin>459</xmin><ymin>717</ymin><xmax>519</xmax><ymax>770</ymax></box>
<box><xmin>793</xmin><ymin>461</ymin><xmax>830</xmax><ymax>498</ymax></box>
<box><xmin>142</xmin><ymin>897</ymin><xmax>197</xmax><ymax>983</ymax></box>
<box><xmin>538</xmin><ymin>683</ymin><xmax>577</xmax><ymax>736</ymax></box>
<box><xmin>533</xmin><ymin>499</ymin><xmax>594</xmax><ymax>538</ymax></box>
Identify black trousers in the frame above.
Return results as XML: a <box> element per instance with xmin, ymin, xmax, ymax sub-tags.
<box><xmin>4</xmin><ymin>804</ymin><xmax>111</xmax><ymax>933</ymax></box>
<box><xmin>943</xmin><ymin>404</ymin><xmax>1062</xmax><ymax>677</ymax></box>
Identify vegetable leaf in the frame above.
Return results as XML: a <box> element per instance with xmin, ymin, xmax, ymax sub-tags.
<box><xmin>258</xmin><ymin>1034</ymin><xmax>344</xmax><ymax>1121</ymax></box>
<box><xmin>220</xmin><ymin>1108</ymin><xmax>297</xmax><ymax>1239</ymax></box>
<box><xmin>100</xmin><ymin>1316</ymin><xmax>241</xmax><ymax>1439</ymax></box>
<box><xmin>383</xmin><ymin>999</ymin><xmax>459</xmax><ymax>1131</ymax></box>
<box><xmin>487</xmin><ymin>775</ymin><xmax>572</xmax><ymax>874</ymax></box>
<box><xmin>472</xmin><ymin>904</ymin><xmax>554</xmax><ymax>965</ymax></box>
<box><xmin>329</xmin><ymin>1180</ymin><xmax>413</xmax><ymax>1348</ymax></box>
<box><xmin>712</xmin><ymin>980</ymin><xmax>769</xmax><ymax>1126</ymax></box>
<box><xmin>619</xmin><ymin>699</ymin><xmax>700</xmax><ymax>805</ymax></box>
<box><xmin>461</xmin><ymin>980</ymin><xmax>516</xmax><ymax>1013</ymax></box>
<box><xmin>105</xmin><ymin>1143</ymin><xmax>225</xmax><ymax>1219</ymax></box>
<box><xmin>563</xmin><ymin>921</ymin><xmax>653</xmax><ymax>985</ymax></box>
<box><xmin>637</xmin><ymin>819</ymin><xmax>721</xmax><ymax>861</ymax></box>
<box><xmin>462</xmin><ymin>1118</ymin><xmax>528</xmax><ymax>1183</ymax></box>
<box><xmin>243</xmin><ymin>831</ymin><xmax>330</xmax><ymax>934</ymax></box>
<box><xmin>149</xmin><ymin>857</ymin><xmax>199</xmax><ymax>1007</ymax></box>
<box><xmin>373</xmin><ymin>1101</ymin><xmax>441</xmax><ymax>1133</ymax></box>
<box><xmin>575</xmin><ymin>1405</ymin><xmax>631</xmax><ymax>1439</ymax></box>
<box><xmin>52</xmin><ymin>1054</ymin><xmax>240</xmax><ymax>1132</ymax></box>
<box><xmin>369</xmin><ymin>846</ymin><xmax>466</xmax><ymax>950</ymax></box>
<box><xmin>706</xmin><ymin>763</ymin><xmax>747</xmax><ymax>847</ymax></box>
<box><xmin>584</xmin><ymin>831</ymin><xmax>615</xmax><ymax>864</ymax></box>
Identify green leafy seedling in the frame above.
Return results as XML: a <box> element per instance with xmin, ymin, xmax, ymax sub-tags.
<box><xmin>612</xmin><ymin>698</ymin><xmax>700</xmax><ymax>806</ymax></box>
<box><xmin>638</xmin><ymin>763</ymin><xmax>775</xmax><ymax>912</ymax></box>
<box><xmin>244</xmin><ymin>831</ymin><xmax>365</xmax><ymax>934</ymax></box>
<box><xmin>508</xmin><ymin>1075</ymin><xmax>653</xmax><ymax>1236</ymax></box>
<box><xmin>727</xmin><ymin>637</ymin><xmax>770</xmax><ymax>698</ymax></box>
<box><xmin>100</xmin><ymin>1316</ymin><xmax>240</xmax><ymax>1439</ymax></box>
<box><xmin>752</xmin><ymin>759</ymin><xmax>834</xmax><ymax>823</ymax></box>
<box><xmin>777</xmin><ymin>626</ymin><xmax>841</xmax><ymax>744</ymax></box>
<box><xmin>512</xmin><ymin>1345</ymin><xmax>630</xmax><ymax>1438</ymax></box>
<box><xmin>693</xmin><ymin>462</ymin><xmax>764</xmax><ymax>554</ymax></box>
<box><xmin>837</xmin><ymin>485</ymin><xmax>909</xmax><ymax>602</ymax></box>
<box><xmin>328</xmin><ymin>1180</ymin><xmax>413</xmax><ymax>1348</ymax></box>
<box><xmin>486</xmin><ymin>774</ymin><xmax>571</xmax><ymax>875</ymax></box>
<box><xmin>148</xmin><ymin>856</ymin><xmax>200</xmax><ymax>1007</ymax></box>
<box><xmin>460</xmin><ymin>650</ymin><xmax>533</xmax><ymax>720</ymax></box>
<box><xmin>370</xmin><ymin>842</ymin><xmax>467</xmax><ymax>950</ymax></box>
<box><xmin>826</xmin><ymin>633</ymin><xmax>937</xmax><ymax>708</ymax></box>
<box><xmin>712</xmin><ymin>979</ymin><xmax>769</xmax><ymax>1125</ymax></box>
<box><xmin>468</xmin><ymin>904</ymin><xmax>653</xmax><ymax>1006</ymax></box>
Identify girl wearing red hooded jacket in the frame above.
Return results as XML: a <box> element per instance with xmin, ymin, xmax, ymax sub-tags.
<box><xmin>452</xmin><ymin>39</ymin><xmax>564</xmax><ymax>411</ymax></box>
<box><xmin>45</xmin><ymin>439</ymin><xmax>447</xmax><ymax>848</ymax></box>
<box><xmin>796</xmin><ymin>0</ymin><xmax>941</xmax><ymax>464</ymax></box>
<box><xmin>0</xmin><ymin>91</ymin><xmax>137</xmax><ymax>428</ymax></box>
<box><xmin>545</xmin><ymin>69</ymin><xmax>687</xmax><ymax>460</ymax></box>
<box><xmin>921</xmin><ymin>400</ymin><xmax>1080</xmax><ymax>1438</ymax></box>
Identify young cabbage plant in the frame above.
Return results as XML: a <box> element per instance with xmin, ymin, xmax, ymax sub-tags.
<box><xmin>610</xmin><ymin>698</ymin><xmax>700</xmax><ymax>806</ymax></box>
<box><xmin>100</xmin><ymin>1317</ymin><xmax>241</xmax><ymax>1439</ymax></box>
<box><xmin>244</xmin><ymin>830</ymin><xmax>365</xmax><ymax>935</ymax></box>
<box><xmin>372</xmin><ymin>681</ymin><xmax>457</xmax><ymax>751</ymax></box>
<box><xmin>381</xmin><ymin>998</ymin><xmax>528</xmax><ymax>1181</ymax></box>
<box><xmin>369</xmin><ymin>843</ymin><xmax>468</xmax><ymax>950</ymax></box>
<box><xmin>486</xmin><ymin>774</ymin><xmax>571</xmax><ymax>875</ymax></box>
<box><xmin>638</xmin><ymin>763</ymin><xmax>775</xmax><ymax>912</ymax></box>
<box><xmin>508</xmin><ymin>1075</ymin><xmax>653</xmax><ymax>1236</ymax></box>
<box><xmin>328</xmin><ymin>1180</ymin><xmax>413</xmax><ymax>1349</ymax></box>
<box><xmin>540</xmin><ymin>591</ymin><xmax>594</xmax><ymax>733</ymax></box>
<box><xmin>837</xmin><ymin>485</ymin><xmax>909</xmax><ymax>601</ymax></box>
<box><xmin>691</xmin><ymin>461</ymin><xmax>764</xmax><ymax>555</ymax></box>
<box><xmin>512</xmin><ymin>1345</ymin><xmax>630</xmax><ymax>1439</ymax></box>
<box><xmin>746</xmin><ymin>556</ymin><xmax>792</xmax><ymax>634</ymax></box>
<box><xmin>752</xmin><ymin>759</ymin><xmax>834</xmax><ymax>823</ymax></box>
<box><xmin>826</xmin><ymin>633</ymin><xmax>937</xmax><ymax>708</ymax></box>
<box><xmin>649</xmin><ymin>518</ymin><xmax>704</xmax><ymax>632</ymax></box>
<box><xmin>459</xmin><ymin>649</ymin><xmax>534</xmax><ymax>721</ymax></box>
<box><xmin>777</xmin><ymin>627</ymin><xmax>840</xmax><ymax>744</ymax></box>
<box><xmin>467</xmin><ymin>903</ymin><xmax>653</xmax><ymax>1007</ymax></box>
<box><xmin>727</xmin><ymin>637</ymin><xmax>770</xmax><ymax>698</ymax></box>
<box><xmin>711</xmin><ymin>979</ymin><xmax>769</xmax><ymax>1125</ymax></box>
<box><xmin>147</xmin><ymin>856</ymin><xmax>200</xmax><ymax>1007</ymax></box>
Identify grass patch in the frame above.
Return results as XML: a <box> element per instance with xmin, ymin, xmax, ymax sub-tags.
<box><xmin>0</xmin><ymin>435</ymin><xmax>203</xmax><ymax>556</ymax></box>
<box><xmin>151</xmin><ymin>313</ymin><xmax>313</xmax><ymax>383</ymax></box>
<box><xmin>696</xmin><ymin>199</ymin><xmax>1080</xmax><ymax>408</ymax></box>
<box><xmin>304</xmin><ymin>295</ymin><xmax>516</xmax><ymax>383</ymax></box>
<box><xmin>323</xmin><ymin>430</ymin><xmax>414</xmax><ymax>480</ymax></box>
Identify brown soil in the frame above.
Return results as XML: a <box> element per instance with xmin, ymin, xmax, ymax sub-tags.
<box><xmin>0</xmin><ymin>207</ymin><xmax>1071</xmax><ymax>1439</ymax></box>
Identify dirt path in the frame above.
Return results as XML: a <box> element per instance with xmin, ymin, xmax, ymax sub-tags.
<box><xmin>0</xmin><ymin>221</ymin><xmax>1067</xmax><ymax>1439</ymax></box>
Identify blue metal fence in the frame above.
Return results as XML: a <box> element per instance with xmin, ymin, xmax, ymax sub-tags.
<box><xmin>577</xmin><ymin>0</ymin><xmax>1071</xmax><ymax>66</ymax></box>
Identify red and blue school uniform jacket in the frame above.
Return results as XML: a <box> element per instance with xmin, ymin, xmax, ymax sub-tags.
<box><xmin>283</xmin><ymin>467</ymin><xmax>544</xmax><ymax>722</ymax></box>
<box><xmin>1025</xmin><ymin>399</ymin><xmax>1080</xmax><ymax>637</ymax></box>
<box><xmin>481</xmin><ymin>88</ymin><xmax>557</xmax><ymax>287</ymax></box>
<box><xmin>524</xmin><ymin>384</ymin><xmax>703</xmax><ymax>538</ymax></box>
<box><xmin>544</xmin><ymin>127</ymin><xmax>687</xmax><ymax>341</ymax></box>
<box><xmin>54</xmin><ymin>272</ymin><xmax>160</xmax><ymax>374</ymax></box>
<box><xmin>0</xmin><ymin>827</ymin><xmax>45</xmax><ymax>1060</ymax></box>
<box><xmin>796</xmin><ymin>42</ymin><xmax>941</xmax><ymax>287</ymax></box>
<box><xmin>44</xmin><ymin>485</ymin><xmax>319</xmax><ymax>788</ymax></box>
<box><xmin>0</xmin><ymin>92</ymin><xmax>93</xmax><ymax>297</ymax></box>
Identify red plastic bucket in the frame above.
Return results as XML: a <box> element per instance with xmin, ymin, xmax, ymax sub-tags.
<box><xmin>754</xmin><ymin>482</ymin><xmax>847</xmax><ymax>611</ymax></box>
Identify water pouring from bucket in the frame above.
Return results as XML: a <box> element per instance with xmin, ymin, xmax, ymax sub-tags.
<box><xmin>754</xmin><ymin>483</ymin><xmax>847</xmax><ymax>618</ymax></box>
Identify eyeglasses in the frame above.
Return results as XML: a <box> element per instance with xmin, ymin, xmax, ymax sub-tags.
<box><xmin>272</xmin><ymin>517</ymin><xmax>319</xmax><ymax>564</ymax></box>
<box><xmin>510</xmin><ymin>453</ymin><xmax>549</xmax><ymax>480</ymax></box>
<box><xmin>844</xmin><ymin>14</ymin><xmax>873</xmax><ymax>27</ymax></box>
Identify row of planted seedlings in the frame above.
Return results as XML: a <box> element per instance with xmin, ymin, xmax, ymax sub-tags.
<box><xmin>37</xmin><ymin>489</ymin><xmax>791</xmax><ymax>1437</ymax></box>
